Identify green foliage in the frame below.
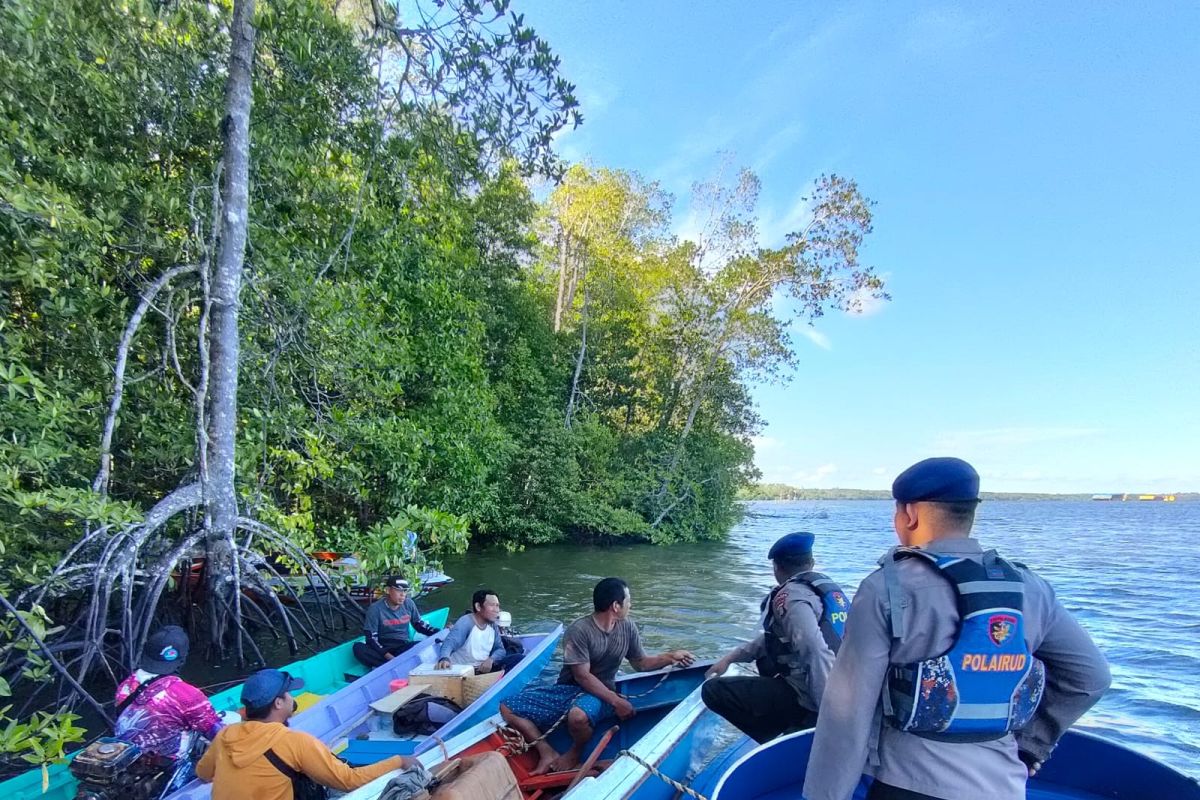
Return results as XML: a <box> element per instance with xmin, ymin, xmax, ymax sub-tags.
<box><xmin>357</xmin><ymin>506</ymin><xmax>470</xmax><ymax>589</ymax></box>
<box><xmin>0</xmin><ymin>0</ymin><xmax>883</xmax><ymax>581</ymax></box>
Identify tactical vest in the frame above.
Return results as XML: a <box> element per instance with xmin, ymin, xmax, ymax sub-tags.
<box><xmin>882</xmin><ymin>548</ymin><xmax>1046</xmax><ymax>742</ymax></box>
<box><xmin>758</xmin><ymin>571</ymin><xmax>849</xmax><ymax>677</ymax></box>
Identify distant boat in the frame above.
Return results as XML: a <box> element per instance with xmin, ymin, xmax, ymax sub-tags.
<box><xmin>1092</xmin><ymin>494</ymin><xmax>1113</xmax><ymax>501</ymax></box>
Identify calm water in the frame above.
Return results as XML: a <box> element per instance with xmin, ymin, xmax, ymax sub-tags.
<box><xmin>428</xmin><ymin>500</ymin><xmax>1200</xmax><ymax>778</ymax></box>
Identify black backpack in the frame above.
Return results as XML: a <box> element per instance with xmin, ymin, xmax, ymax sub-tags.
<box><xmin>392</xmin><ymin>693</ymin><xmax>463</xmax><ymax>736</ymax></box>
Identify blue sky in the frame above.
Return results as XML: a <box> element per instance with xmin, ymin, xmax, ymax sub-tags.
<box><xmin>520</xmin><ymin>2</ymin><xmax>1199</xmax><ymax>493</ymax></box>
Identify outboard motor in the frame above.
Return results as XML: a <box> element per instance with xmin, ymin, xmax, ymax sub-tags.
<box><xmin>69</xmin><ymin>738</ymin><xmax>183</xmax><ymax>800</ymax></box>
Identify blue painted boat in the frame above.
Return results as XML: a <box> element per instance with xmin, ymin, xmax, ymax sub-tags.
<box><xmin>336</xmin><ymin>662</ymin><xmax>714</xmax><ymax>800</ymax></box>
<box><xmin>167</xmin><ymin>622</ymin><xmax>562</xmax><ymax>800</ymax></box>
<box><xmin>689</xmin><ymin>727</ymin><xmax>1200</xmax><ymax>800</ymax></box>
<box><xmin>4</xmin><ymin>609</ymin><xmax>452</xmax><ymax>800</ymax></box>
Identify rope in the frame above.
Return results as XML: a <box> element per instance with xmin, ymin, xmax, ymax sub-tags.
<box><xmin>497</xmin><ymin>667</ymin><xmax>677</xmax><ymax>756</ymax></box>
<box><xmin>614</xmin><ymin>748</ymin><xmax>710</xmax><ymax>800</ymax></box>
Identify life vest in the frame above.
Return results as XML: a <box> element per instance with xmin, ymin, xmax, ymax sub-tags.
<box><xmin>882</xmin><ymin>548</ymin><xmax>1046</xmax><ymax>742</ymax></box>
<box><xmin>758</xmin><ymin>572</ymin><xmax>849</xmax><ymax>677</ymax></box>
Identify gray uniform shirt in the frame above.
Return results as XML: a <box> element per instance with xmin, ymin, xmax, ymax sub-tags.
<box><xmin>803</xmin><ymin>537</ymin><xmax>1110</xmax><ymax>800</ymax></box>
<box><xmin>727</xmin><ymin>578</ymin><xmax>835</xmax><ymax>712</ymax></box>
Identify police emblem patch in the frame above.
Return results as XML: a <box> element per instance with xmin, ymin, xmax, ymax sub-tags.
<box><xmin>988</xmin><ymin>614</ymin><xmax>1016</xmax><ymax>647</ymax></box>
<box><xmin>833</xmin><ymin>591</ymin><xmax>847</xmax><ymax>608</ymax></box>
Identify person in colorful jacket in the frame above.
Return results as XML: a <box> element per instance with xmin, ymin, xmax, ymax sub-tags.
<box><xmin>114</xmin><ymin>626</ymin><xmax>229</xmax><ymax>789</ymax></box>
<box><xmin>802</xmin><ymin>458</ymin><xmax>1111</xmax><ymax>800</ymax></box>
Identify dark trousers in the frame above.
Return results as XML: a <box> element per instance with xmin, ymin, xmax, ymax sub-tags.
<box><xmin>353</xmin><ymin>638</ymin><xmax>416</xmax><ymax>669</ymax></box>
<box><xmin>866</xmin><ymin>781</ymin><xmax>943</xmax><ymax>800</ymax></box>
<box><xmin>701</xmin><ymin>675</ymin><xmax>818</xmax><ymax>744</ymax></box>
<box><xmin>489</xmin><ymin>651</ymin><xmax>525</xmax><ymax>673</ymax></box>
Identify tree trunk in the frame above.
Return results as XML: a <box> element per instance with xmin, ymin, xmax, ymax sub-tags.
<box><xmin>553</xmin><ymin>227</ymin><xmax>568</xmax><ymax>332</ymax></box>
<box><xmin>564</xmin><ymin>285</ymin><xmax>589</xmax><ymax>428</ymax></box>
<box><xmin>204</xmin><ymin>0</ymin><xmax>256</xmax><ymax>653</ymax></box>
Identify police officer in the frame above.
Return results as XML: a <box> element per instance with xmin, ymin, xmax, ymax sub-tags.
<box><xmin>702</xmin><ymin>532</ymin><xmax>849</xmax><ymax>743</ymax></box>
<box><xmin>803</xmin><ymin>458</ymin><xmax>1111</xmax><ymax>800</ymax></box>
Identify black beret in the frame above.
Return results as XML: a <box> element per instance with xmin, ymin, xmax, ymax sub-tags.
<box><xmin>892</xmin><ymin>457</ymin><xmax>980</xmax><ymax>503</ymax></box>
<box><xmin>768</xmin><ymin>532</ymin><xmax>815</xmax><ymax>561</ymax></box>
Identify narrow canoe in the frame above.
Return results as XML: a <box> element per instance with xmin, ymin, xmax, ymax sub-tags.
<box><xmin>4</xmin><ymin>608</ymin><xmax>450</xmax><ymax>800</ymax></box>
<box><xmin>167</xmin><ymin>619</ymin><xmax>561</xmax><ymax>800</ymax></box>
<box><xmin>336</xmin><ymin>662</ymin><xmax>712</xmax><ymax>800</ymax></box>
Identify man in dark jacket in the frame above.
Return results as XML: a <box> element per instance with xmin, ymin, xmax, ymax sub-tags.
<box><xmin>353</xmin><ymin>576</ymin><xmax>439</xmax><ymax>669</ymax></box>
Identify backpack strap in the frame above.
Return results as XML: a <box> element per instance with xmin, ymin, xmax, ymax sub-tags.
<box><xmin>264</xmin><ymin>748</ymin><xmax>301</xmax><ymax>781</ymax></box>
<box><xmin>114</xmin><ymin>674</ymin><xmax>172</xmax><ymax>722</ymax></box>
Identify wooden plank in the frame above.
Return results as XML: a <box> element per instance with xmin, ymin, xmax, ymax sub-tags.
<box><xmin>368</xmin><ymin>682</ymin><xmax>431</xmax><ymax>714</ymax></box>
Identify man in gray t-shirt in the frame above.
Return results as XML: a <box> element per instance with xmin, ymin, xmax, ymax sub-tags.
<box><xmin>501</xmin><ymin>577</ymin><xmax>695</xmax><ymax>776</ymax></box>
<box><xmin>556</xmin><ymin>613</ymin><xmax>645</xmax><ymax>689</ymax></box>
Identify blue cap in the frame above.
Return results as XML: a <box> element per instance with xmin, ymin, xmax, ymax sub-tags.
<box><xmin>892</xmin><ymin>457</ymin><xmax>980</xmax><ymax>503</ymax></box>
<box><xmin>241</xmin><ymin>669</ymin><xmax>305</xmax><ymax>710</ymax></box>
<box><xmin>768</xmin><ymin>532</ymin><xmax>815</xmax><ymax>562</ymax></box>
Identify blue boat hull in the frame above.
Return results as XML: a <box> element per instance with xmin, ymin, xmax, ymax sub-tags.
<box><xmin>693</xmin><ymin>728</ymin><xmax>1200</xmax><ymax>800</ymax></box>
<box><xmin>167</xmin><ymin>626</ymin><xmax>563</xmax><ymax>800</ymax></box>
<box><xmin>336</xmin><ymin>663</ymin><xmax>716</xmax><ymax>800</ymax></box>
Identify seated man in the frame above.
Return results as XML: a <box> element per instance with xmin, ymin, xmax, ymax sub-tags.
<box><xmin>353</xmin><ymin>576</ymin><xmax>439</xmax><ymax>669</ymax></box>
<box><xmin>436</xmin><ymin>589</ymin><xmax>524</xmax><ymax>674</ymax></box>
<box><xmin>703</xmin><ymin>532</ymin><xmax>846</xmax><ymax>743</ymax></box>
<box><xmin>114</xmin><ymin>626</ymin><xmax>232</xmax><ymax>791</ymax></box>
<box><xmin>196</xmin><ymin>669</ymin><xmax>413</xmax><ymax>800</ymax></box>
<box><xmin>499</xmin><ymin>577</ymin><xmax>695</xmax><ymax>776</ymax></box>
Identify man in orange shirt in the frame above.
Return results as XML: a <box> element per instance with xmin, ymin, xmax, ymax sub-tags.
<box><xmin>196</xmin><ymin>669</ymin><xmax>412</xmax><ymax>800</ymax></box>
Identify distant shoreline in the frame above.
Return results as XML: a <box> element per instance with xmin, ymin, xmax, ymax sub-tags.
<box><xmin>739</xmin><ymin>486</ymin><xmax>1200</xmax><ymax>502</ymax></box>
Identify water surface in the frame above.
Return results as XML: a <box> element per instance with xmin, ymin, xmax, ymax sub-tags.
<box><xmin>431</xmin><ymin>499</ymin><xmax>1200</xmax><ymax>778</ymax></box>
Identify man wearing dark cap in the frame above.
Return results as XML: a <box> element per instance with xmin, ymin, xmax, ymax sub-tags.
<box><xmin>803</xmin><ymin>457</ymin><xmax>1111</xmax><ymax>800</ymax></box>
<box><xmin>353</xmin><ymin>576</ymin><xmax>440</xmax><ymax>669</ymax></box>
<box><xmin>702</xmin><ymin>532</ymin><xmax>848</xmax><ymax>743</ymax></box>
<box><xmin>113</xmin><ymin>626</ymin><xmax>231</xmax><ymax>790</ymax></box>
<box><xmin>196</xmin><ymin>669</ymin><xmax>413</xmax><ymax>800</ymax></box>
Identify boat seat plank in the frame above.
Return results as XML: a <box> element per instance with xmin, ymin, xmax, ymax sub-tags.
<box><xmin>368</xmin><ymin>683</ymin><xmax>431</xmax><ymax>714</ymax></box>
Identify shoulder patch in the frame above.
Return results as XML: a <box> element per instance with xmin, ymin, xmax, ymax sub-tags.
<box><xmin>773</xmin><ymin>589</ymin><xmax>789</xmax><ymax>614</ymax></box>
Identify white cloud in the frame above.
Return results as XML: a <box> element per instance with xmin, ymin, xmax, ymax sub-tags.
<box><xmin>799</xmin><ymin>327</ymin><xmax>832</xmax><ymax>351</ymax></box>
<box><xmin>872</xmin><ymin>466</ymin><xmax>888</xmax><ymax>476</ymax></box>
<box><xmin>751</xmin><ymin>435</ymin><xmax>780</xmax><ymax>451</ymax></box>
<box><xmin>650</xmin><ymin>13</ymin><xmax>858</xmax><ymax>191</ymax></box>
<box><xmin>789</xmin><ymin>463</ymin><xmax>839</xmax><ymax>486</ymax></box>
<box><xmin>932</xmin><ymin>427</ymin><xmax>1102</xmax><ymax>451</ymax></box>
<box><xmin>846</xmin><ymin>273</ymin><xmax>891</xmax><ymax>317</ymax></box>
<box><xmin>759</xmin><ymin>183</ymin><xmax>818</xmax><ymax>247</ymax></box>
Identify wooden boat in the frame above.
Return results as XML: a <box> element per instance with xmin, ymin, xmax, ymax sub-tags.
<box><xmin>165</xmin><ymin>619</ymin><xmax>560</xmax><ymax>800</ymax></box>
<box><xmin>688</xmin><ymin>727</ymin><xmax>1200</xmax><ymax>800</ymax></box>
<box><xmin>3</xmin><ymin>608</ymin><xmax>450</xmax><ymax>800</ymax></box>
<box><xmin>337</xmin><ymin>662</ymin><xmax>713</xmax><ymax>800</ymax></box>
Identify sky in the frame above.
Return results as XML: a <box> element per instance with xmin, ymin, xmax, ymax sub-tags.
<box><xmin>517</xmin><ymin>1</ymin><xmax>1200</xmax><ymax>493</ymax></box>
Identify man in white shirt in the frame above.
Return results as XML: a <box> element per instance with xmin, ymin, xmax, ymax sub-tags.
<box><xmin>436</xmin><ymin>589</ymin><xmax>523</xmax><ymax>674</ymax></box>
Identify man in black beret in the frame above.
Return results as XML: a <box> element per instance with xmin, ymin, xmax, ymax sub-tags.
<box><xmin>803</xmin><ymin>457</ymin><xmax>1111</xmax><ymax>800</ymax></box>
<box><xmin>702</xmin><ymin>531</ymin><xmax>849</xmax><ymax>743</ymax></box>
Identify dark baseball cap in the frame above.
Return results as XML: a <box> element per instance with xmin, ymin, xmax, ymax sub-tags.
<box><xmin>384</xmin><ymin>576</ymin><xmax>411</xmax><ymax>590</ymax></box>
<box><xmin>140</xmin><ymin>626</ymin><xmax>189</xmax><ymax>674</ymax></box>
<box><xmin>241</xmin><ymin>669</ymin><xmax>305</xmax><ymax>710</ymax></box>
